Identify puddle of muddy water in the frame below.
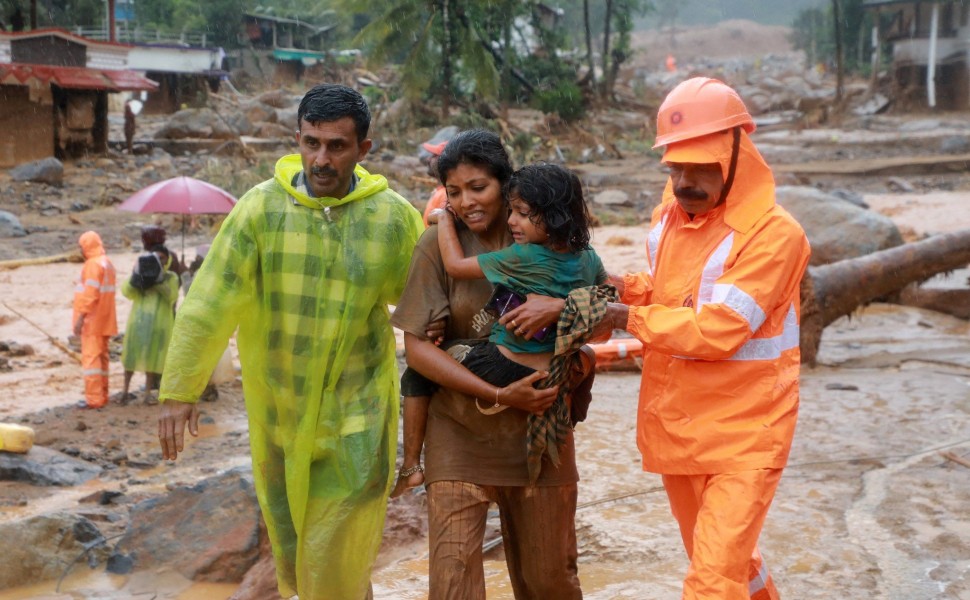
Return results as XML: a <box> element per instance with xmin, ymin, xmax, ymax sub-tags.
<box><xmin>0</xmin><ymin>568</ymin><xmax>237</xmax><ymax>600</ymax></box>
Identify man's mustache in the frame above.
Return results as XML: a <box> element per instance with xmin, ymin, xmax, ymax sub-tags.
<box><xmin>311</xmin><ymin>165</ymin><xmax>338</xmax><ymax>177</ymax></box>
<box><xmin>673</xmin><ymin>187</ymin><xmax>709</xmax><ymax>201</ymax></box>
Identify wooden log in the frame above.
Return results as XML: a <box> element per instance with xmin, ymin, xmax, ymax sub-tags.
<box><xmin>1</xmin><ymin>302</ymin><xmax>82</xmax><ymax>364</ymax></box>
<box><xmin>898</xmin><ymin>285</ymin><xmax>970</xmax><ymax>320</ymax></box>
<box><xmin>801</xmin><ymin>229</ymin><xmax>970</xmax><ymax>364</ymax></box>
<box><xmin>0</xmin><ymin>251</ymin><xmax>82</xmax><ymax>271</ymax></box>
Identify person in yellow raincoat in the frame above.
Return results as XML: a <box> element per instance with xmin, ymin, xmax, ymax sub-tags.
<box><xmin>120</xmin><ymin>244</ymin><xmax>180</xmax><ymax>404</ymax></box>
<box><xmin>156</xmin><ymin>84</ymin><xmax>424</xmax><ymax>600</ymax></box>
<box><xmin>601</xmin><ymin>78</ymin><xmax>811</xmax><ymax>599</ymax></box>
<box><xmin>73</xmin><ymin>230</ymin><xmax>118</xmax><ymax>409</ymax></box>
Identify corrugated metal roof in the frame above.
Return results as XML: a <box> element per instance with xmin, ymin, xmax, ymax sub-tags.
<box><xmin>0</xmin><ymin>62</ymin><xmax>157</xmax><ymax>91</ymax></box>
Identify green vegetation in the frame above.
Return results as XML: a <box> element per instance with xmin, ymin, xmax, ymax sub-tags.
<box><xmin>790</xmin><ymin>0</ymin><xmax>885</xmax><ymax>76</ymax></box>
<box><xmin>14</xmin><ymin>0</ymin><xmax>652</xmax><ymax>121</ymax></box>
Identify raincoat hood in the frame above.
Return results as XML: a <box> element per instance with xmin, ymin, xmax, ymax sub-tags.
<box><xmin>79</xmin><ymin>231</ymin><xmax>106</xmax><ymax>259</ymax></box>
<box><xmin>274</xmin><ymin>154</ymin><xmax>389</xmax><ymax>209</ymax></box>
<box><xmin>660</xmin><ymin>127</ymin><xmax>775</xmax><ymax>234</ymax></box>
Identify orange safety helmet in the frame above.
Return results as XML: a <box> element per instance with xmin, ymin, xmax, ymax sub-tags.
<box><xmin>653</xmin><ymin>77</ymin><xmax>755</xmax><ymax>148</ymax></box>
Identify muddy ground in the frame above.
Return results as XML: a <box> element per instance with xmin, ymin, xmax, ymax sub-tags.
<box><xmin>1</xmin><ymin>19</ymin><xmax>970</xmax><ymax>600</ymax></box>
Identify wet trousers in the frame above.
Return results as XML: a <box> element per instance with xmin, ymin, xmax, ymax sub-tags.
<box><xmin>257</xmin><ymin>434</ymin><xmax>387</xmax><ymax>600</ymax></box>
<box><xmin>662</xmin><ymin>469</ymin><xmax>782</xmax><ymax>600</ymax></box>
<box><xmin>81</xmin><ymin>334</ymin><xmax>110</xmax><ymax>408</ymax></box>
<box><xmin>426</xmin><ymin>480</ymin><xmax>582</xmax><ymax>600</ymax></box>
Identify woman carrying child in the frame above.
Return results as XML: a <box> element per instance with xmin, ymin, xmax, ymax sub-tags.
<box><xmin>120</xmin><ymin>244</ymin><xmax>180</xmax><ymax>404</ymax></box>
<box><xmin>390</xmin><ymin>129</ymin><xmax>603</xmax><ymax>599</ymax></box>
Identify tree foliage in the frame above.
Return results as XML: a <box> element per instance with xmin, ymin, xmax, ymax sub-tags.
<box><xmin>21</xmin><ymin>0</ymin><xmax>652</xmax><ymax>117</ymax></box>
<box><xmin>791</xmin><ymin>0</ymin><xmax>879</xmax><ymax>75</ymax></box>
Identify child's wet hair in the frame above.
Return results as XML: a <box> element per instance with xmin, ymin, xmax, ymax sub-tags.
<box><xmin>506</xmin><ymin>163</ymin><xmax>591</xmax><ymax>252</ymax></box>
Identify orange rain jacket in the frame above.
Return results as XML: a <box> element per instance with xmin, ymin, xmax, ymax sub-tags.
<box><xmin>622</xmin><ymin>129</ymin><xmax>811</xmax><ymax>475</ymax></box>
<box><xmin>73</xmin><ymin>231</ymin><xmax>118</xmax><ymax>337</ymax></box>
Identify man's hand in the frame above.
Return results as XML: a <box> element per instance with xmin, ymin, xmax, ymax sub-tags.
<box><xmin>73</xmin><ymin>315</ymin><xmax>84</xmax><ymax>338</ymax></box>
<box><xmin>158</xmin><ymin>400</ymin><xmax>200</xmax><ymax>461</ymax></box>
<box><xmin>606</xmin><ymin>272</ymin><xmax>626</xmax><ymax>297</ymax></box>
<box><xmin>499</xmin><ymin>294</ymin><xmax>565</xmax><ymax>341</ymax></box>
<box><xmin>496</xmin><ymin>371</ymin><xmax>558</xmax><ymax>415</ymax></box>
<box><xmin>590</xmin><ymin>302</ymin><xmax>630</xmax><ymax>343</ymax></box>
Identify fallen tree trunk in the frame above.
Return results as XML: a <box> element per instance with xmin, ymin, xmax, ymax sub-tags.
<box><xmin>898</xmin><ymin>286</ymin><xmax>970</xmax><ymax>320</ymax></box>
<box><xmin>0</xmin><ymin>251</ymin><xmax>82</xmax><ymax>271</ymax></box>
<box><xmin>800</xmin><ymin>229</ymin><xmax>970</xmax><ymax>364</ymax></box>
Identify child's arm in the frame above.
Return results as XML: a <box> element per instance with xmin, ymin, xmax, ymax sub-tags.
<box><xmin>436</xmin><ymin>209</ymin><xmax>485</xmax><ymax>280</ymax></box>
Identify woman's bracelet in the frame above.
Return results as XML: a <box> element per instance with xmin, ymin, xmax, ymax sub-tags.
<box><xmin>399</xmin><ymin>464</ymin><xmax>423</xmax><ymax>478</ymax></box>
<box><xmin>494</xmin><ymin>387</ymin><xmax>501</xmax><ymax>408</ymax></box>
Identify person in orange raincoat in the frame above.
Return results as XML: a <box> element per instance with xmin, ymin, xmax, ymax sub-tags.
<box><xmin>73</xmin><ymin>231</ymin><xmax>118</xmax><ymax>409</ymax></box>
<box><xmin>420</xmin><ymin>139</ymin><xmax>448</xmax><ymax>227</ymax></box>
<box><xmin>600</xmin><ymin>78</ymin><xmax>811</xmax><ymax>599</ymax></box>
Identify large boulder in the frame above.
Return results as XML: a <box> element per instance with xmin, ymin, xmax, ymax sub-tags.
<box><xmin>256</xmin><ymin>88</ymin><xmax>296</xmax><ymax>109</ymax></box>
<box><xmin>0</xmin><ymin>445</ymin><xmax>102</xmax><ymax>486</ymax></box>
<box><xmin>223</xmin><ymin>112</ymin><xmax>255</xmax><ymax>137</ymax></box>
<box><xmin>10</xmin><ymin>157</ymin><xmax>64</xmax><ymax>186</ymax></box>
<box><xmin>239</xmin><ymin>100</ymin><xmax>278</xmax><ymax>125</ymax></box>
<box><xmin>0</xmin><ymin>513</ymin><xmax>108</xmax><ymax>588</ymax></box>
<box><xmin>155</xmin><ymin>109</ymin><xmax>237</xmax><ymax>140</ymax></box>
<box><xmin>776</xmin><ymin>186</ymin><xmax>904</xmax><ymax>266</ymax></box>
<box><xmin>114</xmin><ymin>468</ymin><xmax>263</xmax><ymax>582</ymax></box>
<box><xmin>0</xmin><ymin>210</ymin><xmax>26</xmax><ymax>238</ymax></box>
<box><xmin>275</xmin><ymin>106</ymin><xmax>299</xmax><ymax>131</ymax></box>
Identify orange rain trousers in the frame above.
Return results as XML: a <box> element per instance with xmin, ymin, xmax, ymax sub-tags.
<box><xmin>662</xmin><ymin>469</ymin><xmax>782</xmax><ymax>600</ymax></box>
<box><xmin>81</xmin><ymin>335</ymin><xmax>111</xmax><ymax>408</ymax></box>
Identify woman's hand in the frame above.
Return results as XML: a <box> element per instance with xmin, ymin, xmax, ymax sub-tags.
<box><xmin>496</xmin><ymin>371</ymin><xmax>558</xmax><ymax>415</ymax></box>
<box><xmin>499</xmin><ymin>294</ymin><xmax>565</xmax><ymax>340</ymax></box>
<box><xmin>425</xmin><ymin>317</ymin><xmax>447</xmax><ymax>346</ymax></box>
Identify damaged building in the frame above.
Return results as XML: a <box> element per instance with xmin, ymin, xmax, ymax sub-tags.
<box><xmin>866</xmin><ymin>0</ymin><xmax>970</xmax><ymax>109</ymax></box>
<box><xmin>0</xmin><ymin>29</ymin><xmax>156</xmax><ymax>167</ymax></box>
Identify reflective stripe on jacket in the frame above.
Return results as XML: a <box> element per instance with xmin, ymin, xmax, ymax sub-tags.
<box><xmin>623</xmin><ymin>130</ymin><xmax>811</xmax><ymax>474</ymax></box>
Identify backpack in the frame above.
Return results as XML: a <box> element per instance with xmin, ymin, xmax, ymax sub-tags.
<box><xmin>130</xmin><ymin>253</ymin><xmax>163</xmax><ymax>290</ymax></box>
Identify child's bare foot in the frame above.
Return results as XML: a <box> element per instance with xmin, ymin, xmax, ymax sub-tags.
<box><xmin>390</xmin><ymin>464</ymin><xmax>425</xmax><ymax>498</ymax></box>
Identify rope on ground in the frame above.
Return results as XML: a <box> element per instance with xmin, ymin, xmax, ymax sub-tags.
<box><xmin>56</xmin><ymin>532</ymin><xmax>126</xmax><ymax>592</ymax></box>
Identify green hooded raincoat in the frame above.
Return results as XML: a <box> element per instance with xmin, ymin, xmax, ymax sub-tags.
<box><xmin>159</xmin><ymin>155</ymin><xmax>423</xmax><ymax>599</ymax></box>
<box><xmin>121</xmin><ymin>269</ymin><xmax>179</xmax><ymax>373</ymax></box>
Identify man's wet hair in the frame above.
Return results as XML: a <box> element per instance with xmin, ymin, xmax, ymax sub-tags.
<box><xmin>436</xmin><ymin>129</ymin><xmax>513</xmax><ymax>188</ymax></box>
<box><xmin>508</xmin><ymin>163</ymin><xmax>592</xmax><ymax>253</ymax></box>
<box><xmin>297</xmin><ymin>84</ymin><xmax>371</xmax><ymax>142</ymax></box>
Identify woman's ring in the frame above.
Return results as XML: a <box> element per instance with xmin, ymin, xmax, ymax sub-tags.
<box><xmin>511</xmin><ymin>319</ymin><xmax>517</xmax><ymax>328</ymax></box>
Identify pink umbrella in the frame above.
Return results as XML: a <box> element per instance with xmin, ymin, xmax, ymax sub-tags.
<box><xmin>118</xmin><ymin>176</ymin><xmax>237</xmax><ymax>215</ymax></box>
<box><xmin>118</xmin><ymin>176</ymin><xmax>237</xmax><ymax>260</ymax></box>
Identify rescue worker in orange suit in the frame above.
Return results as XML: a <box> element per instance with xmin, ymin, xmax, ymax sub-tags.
<box><xmin>420</xmin><ymin>139</ymin><xmax>447</xmax><ymax>227</ymax></box>
<box><xmin>600</xmin><ymin>78</ymin><xmax>811</xmax><ymax>599</ymax></box>
<box><xmin>73</xmin><ymin>231</ymin><xmax>119</xmax><ymax>409</ymax></box>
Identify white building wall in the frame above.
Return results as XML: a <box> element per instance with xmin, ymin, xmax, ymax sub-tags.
<box><xmin>86</xmin><ymin>47</ymin><xmax>131</xmax><ymax>70</ymax></box>
<box><xmin>128</xmin><ymin>46</ymin><xmax>222</xmax><ymax>73</ymax></box>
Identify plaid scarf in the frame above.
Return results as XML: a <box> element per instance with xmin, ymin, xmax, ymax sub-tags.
<box><xmin>527</xmin><ymin>283</ymin><xmax>618</xmax><ymax>483</ymax></box>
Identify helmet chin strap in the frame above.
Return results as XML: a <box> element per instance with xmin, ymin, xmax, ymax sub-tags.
<box><xmin>718</xmin><ymin>127</ymin><xmax>741</xmax><ymax>206</ymax></box>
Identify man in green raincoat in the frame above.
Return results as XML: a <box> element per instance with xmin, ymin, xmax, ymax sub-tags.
<box><xmin>157</xmin><ymin>84</ymin><xmax>424</xmax><ymax>599</ymax></box>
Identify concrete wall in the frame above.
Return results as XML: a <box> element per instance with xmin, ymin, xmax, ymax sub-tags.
<box><xmin>0</xmin><ymin>85</ymin><xmax>54</xmax><ymax>168</ymax></box>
